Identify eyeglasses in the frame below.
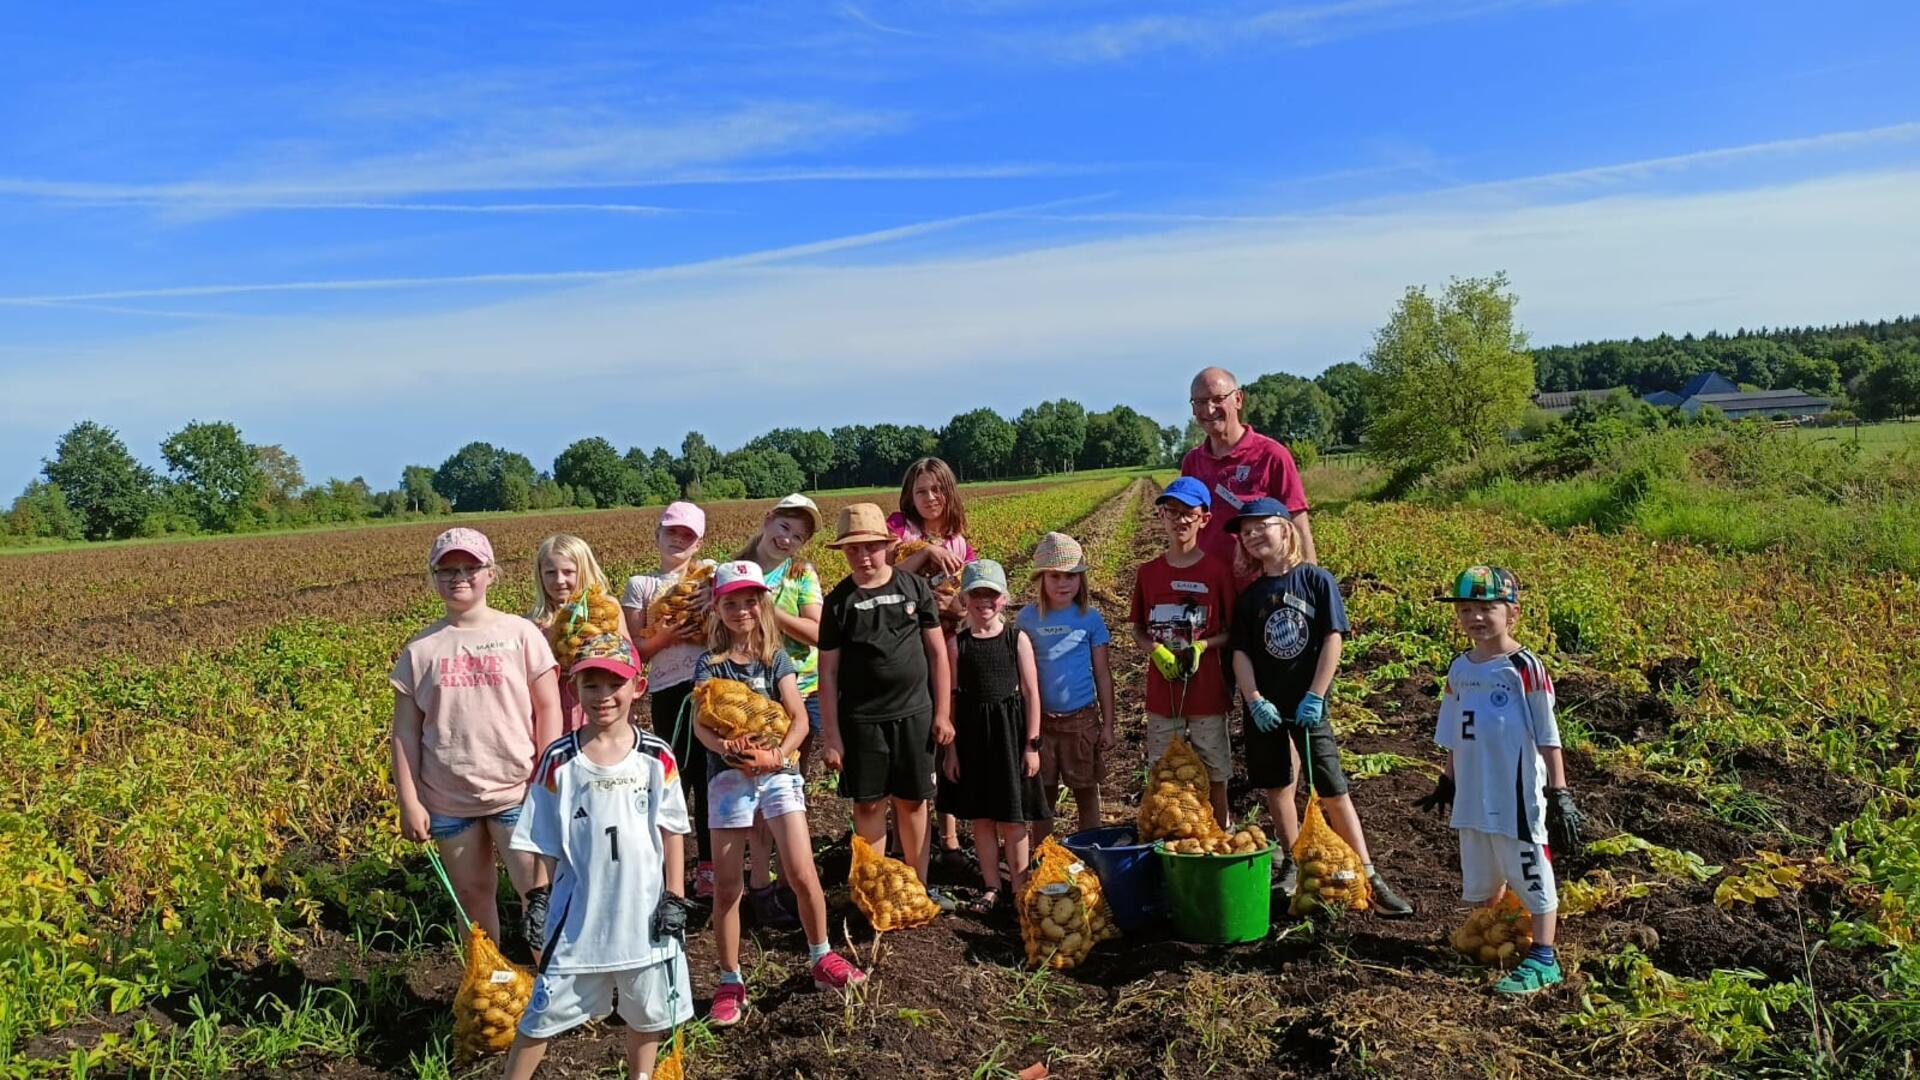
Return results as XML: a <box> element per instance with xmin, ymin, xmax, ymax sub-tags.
<box><xmin>1189</xmin><ymin>389</ymin><xmax>1239</xmax><ymax>413</ymax></box>
<box><xmin>1156</xmin><ymin>505</ymin><xmax>1205</xmax><ymax>524</ymax></box>
<box><xmin>432</xmin><ymin>564</ymin><xmax>491</xmax><ymax>582</ymax></box>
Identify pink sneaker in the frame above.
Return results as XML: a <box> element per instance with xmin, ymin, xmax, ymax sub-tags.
<box><xmin>708</xmin><ymin>981</ymin><xmax>747</xmax><ymax>1026</ymax></box>
<box><xmin>693</xmin><ymin>861</ymin><xmax>715</xmax><ymax>899</ymax></box>
<box><xmin>810</xmin><ymin>951</ymin><xmax>868</xmax><ymax>992</ymax></box>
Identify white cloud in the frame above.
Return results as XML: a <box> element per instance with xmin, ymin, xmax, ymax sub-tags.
<box><xmin>8</xmin><ymin>166</ymin><xmax>1918</xmax><ymax>439</ymax></box>
<box><xmin>1054</xmin><ymin>0</ymin><xmax>1573</xmax><ymax>62</ymax></box>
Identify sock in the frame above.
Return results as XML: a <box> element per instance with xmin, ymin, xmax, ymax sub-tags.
<box><xmin>1527</xmin><ymin>943</ymin><xmax>1557</xmax><ymax>966</ymax></box>
<box><xmin>808</xmin><ymin>941</ymin><xmax>832</xmax><ymax>963</ymax></box>
<box><xmin>1362</xmin><ymin>862</ymin><xmax>1376</xmax><ymax>875</ymax></box>
<box><xmin>719</xmin><ymin>969</ymin><xmax>744</xmax><ymax>986</ymax></box>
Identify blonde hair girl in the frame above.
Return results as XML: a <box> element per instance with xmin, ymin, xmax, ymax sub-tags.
<box><xmin>528</xmin><ymin>533</ymin><xmax>615</xmax><ymax>627</ymax></box>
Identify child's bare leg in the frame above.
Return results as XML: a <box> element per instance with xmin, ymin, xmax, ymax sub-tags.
<box><xmin>1029</xmin><ymin>804</ymin><xmax>1053</xmax><ymax>853</ymax></box>
<box><xmin>850</xmin><ymin>798</ymin><xmax>889</xmax><ymax>852</ymax></box>
<box><xmin>768</xmin><ymin>812</ymin><xmax>831</xmax><ymax>944</ymax></box>
<box><xmin>998</xmin><ymin>823</ymin><xmax>1032</xmax><ymax>896</ymax></box>
<box><xmin>1532</xmin><ymin>909</ymin><xmax>1557</xmax><ymax>947</ymax></box>
<box><xmin>892</xmin><ymin>797</ymin><xmax>932</xmax><ymax>884</ymax></box>
<box><xmin>1209</xmin><ymin>781</ymin><xmax>1230</xmax><ymax>831</ymax></box>
<box><xmin>1267</xmin><ymin>784</ymin><xmax>1302</xmax><ymax>849</ymax></box>
<box><xmin>437</xmin><ymin>827</ymin><xmax>503</xmax><ymax>944</ymax></box>
<box><xmin>625</xmin><ymin>1027</ymin><xmax>663</xmax><ymax>1077</ymax></box>
<box><xmin>748</xmin><ymin>817</ymin><xmax>775</xmax><ymax>890</ymax></box>
<box><xmin>971</xmin><ymin>819</ymin><xmax>1002</xmax><ymax>890</ymax></box>
<box><xmin>1071</xmin><ymin>785</ymin><xmax>1101</xmax><ymax>833</ymax></box>
<box><xmin>501</xmin><ymin>1034</ymin><xmax>548</xmax><ymax>1079</ymax></box>
<box><xmin>490</xmin><ymin>819</ymin><xmax>549</xmax><ymax>899</ymax></box>
<box><xmin>1319</xmin><ymin>793</ymin><xmax>1374</xmax><ymax>866</ymax></box>
<box><xmin>941</xmin><ymin>811</ymin><xmax>961</xmax><ymax>851</ymax></box>
<box><xmin>710</xmin><ymin>829</ymin><xmax>750</xmax><ymax>973</ymax></box>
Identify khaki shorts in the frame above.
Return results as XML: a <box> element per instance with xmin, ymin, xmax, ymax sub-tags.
<box><xmin>1146</xmin><ymin>713</ymin><xmax>1231</xmax><ymax>781</ymax></box>
<box><xmin>1039</xmin><ymin>706</ymin><xmax>1104</xmax><ymax>791</ymax></box>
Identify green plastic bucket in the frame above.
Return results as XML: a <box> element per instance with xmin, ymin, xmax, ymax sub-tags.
<box><xmin>1156</xmin><ymin>843</ymin><xmax>1275</xmax><ymax>944</ymax></box>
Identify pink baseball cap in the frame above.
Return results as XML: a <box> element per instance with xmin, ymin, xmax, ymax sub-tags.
<box><xmin>712</xmin><ymin>560</ymin><xmax>769</xmax><ymax>597</ymax></box>
<box><xmin>569</xmin><ymin>633</ymin><xmax>642</xmax><ymax>681</ymax></box>
<box><xmin>428</xmin><ymin>527</ymin><xmax>494</xmax><ymax>567</ymax></box>
<box><xmin>660</xmin><ymin>501</ymin><xmax>706</xmax><ymax>538</ymax></box>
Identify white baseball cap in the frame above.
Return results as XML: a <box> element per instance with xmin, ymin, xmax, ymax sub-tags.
<box><xmin>712</xmin><ymin>560</ymin><xmax>769</xmax><ymax>597</ymax></box>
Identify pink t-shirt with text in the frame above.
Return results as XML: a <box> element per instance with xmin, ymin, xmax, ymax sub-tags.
<box><xmin>390</xmin><ymin>610</ymin><xmax>558</xmax><ymax>818</ymax></box>
<box><xmin>1179</xmin><ymin>426</ymin><xmax>1309</xmax><ymax>562</ymax></box>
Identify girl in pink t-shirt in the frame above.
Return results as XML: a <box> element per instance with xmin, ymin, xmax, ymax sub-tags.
<box><xmin>886</xmin><ymin>457</ymin><xmax>978</xmax><ymax>868</ymax></box>
<box><xmin>390</xmin><ymin>527</ymin><xmax>563</xmax><ymax>950</ymax></box>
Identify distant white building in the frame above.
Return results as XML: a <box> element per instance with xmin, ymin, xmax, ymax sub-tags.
<box><xmin>1533</xmin><ymin>371</ymin><xmax>1832</xmax><ymax>421</ymax></box>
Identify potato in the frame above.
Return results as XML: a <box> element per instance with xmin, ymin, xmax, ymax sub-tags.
<box><xmin>1478</xmin><ymin>945</ymin><xmax>1500</xmax><ymax>965</ymax></box>
<box><xmin>1060</xmin><ymin>932</ymin><xmax>1083</xmax><ymax>952</ymax></box>
<box><xmin>1300</xmin><ymin>860</ymin><xmax>1327</xmax><ymax>878</ymax></box>
<box><xmin>1040</xmin><ymin>917</ymin><xmax>1066</xmax><ymax>940</ymax></box>
<box><xmin>1497</xmin><ymin>942</ymin><xmax>1517</xmax><ymax>962</ymax></box>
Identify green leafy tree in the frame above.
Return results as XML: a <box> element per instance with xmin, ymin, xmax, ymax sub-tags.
<box><xmin>1314</xmin><ymin>362</ymin><xmax>1373</xmax><ymax>446</ymax></box>
<box><xmin>624</xmin><ymin>449</ymin><xmax>682</xmax><ymax>505</ymax></box>
<box><xmin>720</xmin><ymin>448</ymin><xmax>806</xmax><ymax>498</ymax></box>
<box><xmin>940</xmin><ymin>408</ymin><xmax>1017</xmax><ymax>481</ymax></box>
<box><xmin>434</xmin><ymin>442</ymin><xmax>533</xmax><ymax>511</ymax></box>
<box><xmin>1779</xmin><ymin>352</ymin><xmax>1843</xmax><ymax>397</ymax></box>
<box><xmin>554</xmin><ymin>437</ymin><xmax>635</xmax><ymax>508</ymax></box>
<box><xmin>1014</xmin><ymin>399</ymin><xmax>1088</xmax><ymax>475</ymax></box>
<box><xmin>750</xmin><ymin>428</ymin><xmax>835</xmax><ymax>490</ymax></box>
<box><xmin>530</xmin><ymin>474</ymin><xmax>568</xmax><ymax>510</ymax></box>
<box><xmin>161</xmin><ymin>420</ymin><xmax>264</xmax><ymax>532</ymax></box>
<box><xmin>5</xmin><ymin>480</ymin><xmax>84</xmax><ymax>540</ymax></box>
<box><xmin>678</xmin><ymin>432</ymin><xmax>717</xmax><ymax>490</ymax></box>
<box><xmin>42</xmin><ymin>421</ymin><xmax>158</xmax><ymax>540</ymax></box>
<box><xmin>698</xmin><ymin>475</ymin><xmax>748</xmax><ymax>500</ymax></box>
<box><xmin>1365</xmin><ymin>273</ymin><xmax>1535</xmax><ymax>470</ymax></box>
<box><xmin>399</xmin><ymin>465</ymin><xmax>450</xmax><ymax>515</ymax></box>
<box><xmin>1858</xmin><ymin>347</ymin><xmax>1920</xmax><ymax>420</ymax></box>
<box><xmin>1157</xmin><ymin>424</ymin><xmax>1184</xmax><ymax>466</ymax></box>
<box><xmin>252</xmin><ymin>444</ymin><xmax>305</xmax><ymax>518</ymax></box>
<box><xmin>1079</xmin><ymin>405</ymin><xmax>1159</xmax><ymax>469</ymax></box>
<box><xmin>1242</xmin><ymin>373</ymin><xmax>1336</xmax><ymax>448</ymax></box>
<box><xmin>829</xmin><ymin>425</ymin><xmax>870</xmax><ymax>487</ymax></box>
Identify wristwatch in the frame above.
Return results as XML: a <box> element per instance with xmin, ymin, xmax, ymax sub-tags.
<box><xmin>1026</xmin><ymin>736</ymin><xmax>1044</xmax><ymax>751</ymax></box>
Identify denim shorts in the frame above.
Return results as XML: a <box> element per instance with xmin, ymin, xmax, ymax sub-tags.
<box><xmin>803</xmin><ymin>694</ymin><xmax>822</xmax><ymax>736</ymax></box>
<box><xmin>428</xmin><ymin>804</ymin><xmax>523</xmax><ymax>841</ymax></box>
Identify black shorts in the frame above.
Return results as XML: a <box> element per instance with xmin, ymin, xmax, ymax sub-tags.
<box><xmin>1243</xmin><ymin>719</ymin><xmax>1349</xmax><ymax>796</ymax></box>
<box><xmin>840</xmin><ymin>711</ymin><xmax>938</xmax><ymax>803</ymax></box>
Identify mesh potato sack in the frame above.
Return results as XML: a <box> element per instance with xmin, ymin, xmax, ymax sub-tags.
<box><xmin>693</xmin><ymin>677</ymin><xmax>794</xmax><ymax>765</ymax></box>
<box><xmin>452</xmin><ymin>923</ymin><xmax>533</xmax><ymax>1060</ymax></box>
<box><xmin>1137</xmin><ymin>737</ymin><xmax>1223</xmax><ymax>843</ymax></box>
<box><xmin>653</xmin><ymin>1028</ymin><xmax>686</xmax><ymax>1080</ymax></box>
<box><xmin>849</xmin><ymin>835</ymin><xmax>940</xmax><ymax>932</ymax></box>
<box><xmin>549</xmin><ymin>585</ymin><xmax>625</xmax><ymax>672</ymax></box>
<box><xmin>1288</xmin><ymin>797</ymin><xmax>1371</xmax><ymax>915</ymax></box>
<box><xmin>647</xmin><ymin>563</ymin><xmax>715</xmax><ymax>632</ymax></box>
<box><xmin>1021</xmin><ymin>883</ymin><xmax>1095</xmax><ymax>970</ymax></box>
<box><xmin>1451</xmin><ymin>890</ymin><xmax>1534</xmax><ymax>968</ymax></box>
<box><xmin>1024</xmin><ymin>837</ymin><xmax>1120</xmax><ymax>944</ymax></box>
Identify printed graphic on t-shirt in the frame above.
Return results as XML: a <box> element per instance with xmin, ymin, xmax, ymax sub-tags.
<box><xmin>1145</xmin><ymin>599</ymin><xmax>1209</xmax><ymax>648</ymax></box>
<box><xmin>1263</xmin><ymin>605</ymin><xmax>1310</xmax><ymax>660</ymax></box>
<box><xmin>434</xmin><ymin>638</ymin><xmax>520</xmax><ymax>688</ymax></box>
<box><xmin>1033</xmin><ymin>625</ymin><xmax>1088</xmax><ymax>662</ymax></box>
<box><xmin>853</xmin><ymin>594</ymin><xmax>909</xmax><ymax>613</ymax></box>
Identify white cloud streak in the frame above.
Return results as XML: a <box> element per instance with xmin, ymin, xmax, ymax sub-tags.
<box><xmin>1055</xmin><ymin>0</ymin><xmax>1574</xmax><ymax>62</ymax></box>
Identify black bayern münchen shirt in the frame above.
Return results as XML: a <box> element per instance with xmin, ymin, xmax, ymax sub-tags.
<box><xmin>819</xmin><ymin>569</ymin><xmax>939</xmax><ymax>723</ymax></box>
<box><xmin>1230</xmin><ymin>565</ymin><xmax>1350</xmax><ymax>714</ymax></box>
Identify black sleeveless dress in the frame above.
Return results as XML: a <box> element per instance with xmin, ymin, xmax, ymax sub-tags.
<box><xmin>942</xmin><ymin>626</ymin><xmax>1051</xmax><ymax>824</ymax></box>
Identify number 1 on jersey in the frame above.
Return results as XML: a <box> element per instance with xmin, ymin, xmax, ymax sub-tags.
<box><xmin>605</xmin><ymin>825</ymin><xmax>620</xmax><ymax>862</ymax></box>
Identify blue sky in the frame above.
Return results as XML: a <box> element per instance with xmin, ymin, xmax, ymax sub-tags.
<box><xmin>4</xmin><ymin>1</ymin><xmax>1919</xmax><ymax>493</ymax></box>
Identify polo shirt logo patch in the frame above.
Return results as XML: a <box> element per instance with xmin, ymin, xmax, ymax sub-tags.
<box><xmin>1233</xmin><ymin>465</ymin><xmax>1250</xmax><ymax>482</ymax></box>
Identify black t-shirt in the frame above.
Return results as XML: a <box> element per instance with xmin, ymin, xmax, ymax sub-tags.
<box><xmin>1229</xmin><ymin>565</ymin><xmax>1350</xmax><ymax>713</ymax></box>
<box><xmin>819</xmin><ymin>569</ymin><xmax>938</xmax><ymax>723</ymax></box>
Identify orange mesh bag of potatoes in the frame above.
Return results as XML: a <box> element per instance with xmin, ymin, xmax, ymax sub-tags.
<box><xmin>1137</xmin><ymin>737</ymin><xmax>1223</xmax><ymax>843</ymax></box>
<box><xmin>647</xmin><ymin>563</ymin><xmax>714</xmax><ymax>632</ymax></box>
<box><xmin>1022</xmin><ymin>837</ymin><xmax>1119</xmax><ymax>943</ymax></box>
<box><xmin>693</xmin><ymin>677</ymin><xmax>794</xmax><ymax>766</ymax></box>
<box><xmin>1288</xmin><ymin>797</ymin><xmax>1370</xmax><ymax>916</ymax></box>
<box><xmin>452</xmin><ymin>923</ymin><xmax>533</xmax><ymax>1061</ymax></box>
<box><xmin>549</xmin><ymin>585</ymin><xmax>625</xmax><ymax>672</ymax></box>
<box><xmin>653</xmin><ymin>1027</ymin><xmax>686</xmax><ymax>1080</ymax></box>
<box><xmin>849</xmin><ymin>835</ymin><xmax>940</xmax><ymax>931</ymax></box>
<box><xmin>1021</xmin><ymin>882</ymin><xmax>1095</xmax><ymax>970</ymax></box>
<box><xmin>1451</xmin><ymin>891</ymin><xmax>1534</xmax><ymax>968</ymax></box>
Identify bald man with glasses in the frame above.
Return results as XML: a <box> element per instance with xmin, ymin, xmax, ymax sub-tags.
<box><xmin>1181</xmin><ymin>367</ymin><xmax>1318</xmax><ymax>572</ymax></box>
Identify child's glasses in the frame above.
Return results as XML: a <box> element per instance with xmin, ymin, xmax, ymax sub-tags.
<box><xmin>432</xmin><ymin>564</ymin><xmax>491</xmax><ymax>582</ymax></box>
<box><xmin>1156</xmin><ymin>504</ymin><xmax>1205</xmax><ymax>525</ymax></box>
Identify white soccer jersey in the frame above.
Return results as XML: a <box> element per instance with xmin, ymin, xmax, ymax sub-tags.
<box><xmin>510</xmin><ymin>724</ymin><xmax>692</xmax><ymax>974</ymax></box>
<box><xmin>1435</xmin><ymin>649</ymin><xmax>1560</xmax><ymax>845</ymax></box>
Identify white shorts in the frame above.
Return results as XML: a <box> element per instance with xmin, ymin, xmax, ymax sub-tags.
<box><xmin>1146</xmin><ymin>713</ymin><xmax>1231</xmax><ymax>781</ymax></box>
<box><xmin>1459</xmin><ymin>828</ymin><xmax>1558</xmax><ymax>915</ymax></box>
<box><xmin>519</xmin><ymin>955</ymin><xmax>694</xmax><ymax>1040</ymax></box>
<box><xmin>708</xmin><ymin>768</ymin><xmax>807</xmax><ymax>831</ymax></box>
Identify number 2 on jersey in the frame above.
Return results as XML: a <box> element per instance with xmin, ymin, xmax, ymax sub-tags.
<box><xmin>1460</xmin><ymin>709</ymin><xmax>1476</xmax><ymax>741</ymax></box>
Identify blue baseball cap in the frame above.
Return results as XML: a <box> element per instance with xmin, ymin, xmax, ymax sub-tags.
<box><xmin>1157</xmin><ymin>476</ymin><xmax>1212</xmax><ymax>510</ymax></box>
<box><xmin>1225</xmin><ymin>497</ymin><xmax>1293</xmax><ymax>532</ymax></box>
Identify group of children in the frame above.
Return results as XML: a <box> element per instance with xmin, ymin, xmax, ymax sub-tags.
<box><xmin>387</xmin><ymin>457</ymin><xmax>1584</xmax><ymax>1076</ymax></box>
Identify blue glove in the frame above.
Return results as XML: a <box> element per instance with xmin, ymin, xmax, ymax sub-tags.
<box><xmin>1294</xmin><ymin>692</ymin><xmax>1325</xmax><ymax>728</ymax></box>
<box><xmin>1248</xmin><ymin>697</ymin><xmax>1282</xmax><ymax>733</ymax></box>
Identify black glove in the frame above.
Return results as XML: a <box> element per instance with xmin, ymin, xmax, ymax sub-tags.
<box><xmin>1413</xmin><ymin>773</ymin><xmax>1454</xmax><ymax>814</ymax></box>
<box><xmin>1546</xmin><ymin>788</ymin><xmax>1584</xmax><ymax>853</ymax></box>
<box><xmin>651</xmin><ymin>892</ymin><xmax>697</xmax><ymax>944</ymax></box>
<box><xmin>522</xmin><ymin>885</ymin><xmax>551</xmax><ymax>949</ymax></box>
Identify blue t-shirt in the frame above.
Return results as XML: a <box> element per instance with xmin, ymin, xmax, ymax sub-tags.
<box><xmin>1016</xmin><ymin>602</ymin><xmax>1110</xmax><ymax>714</ymax></box>
<box><xmin>1228</xmin><ymin>565</ymin><xmax>1350</xmax><ymax>714</ymax></box>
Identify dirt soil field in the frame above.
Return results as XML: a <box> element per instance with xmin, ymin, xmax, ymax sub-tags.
<box><xmin>42</xmin><ymin>482</ymin><xmax>1891</xmax><ymax>1078</ymax></box>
